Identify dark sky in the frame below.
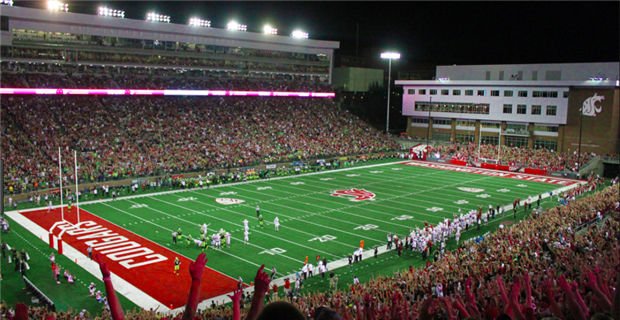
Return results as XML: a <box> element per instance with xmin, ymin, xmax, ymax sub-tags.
<box><xmin>13</xmin><ymin>1</ymin><xmax>620</xmax><ymax>66</ymax></box>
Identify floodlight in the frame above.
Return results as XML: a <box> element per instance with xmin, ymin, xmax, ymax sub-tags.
<box><xmin>99</xmin><ymin>7</ymin><xmax>125</xmax><ymax>18</ymax></box>
<box><xmin>291</xmin><ymin>30</ymin><xmax>309</xmax><ymax>39</ymax></box>
<box><xmin>1</xmin><ymin>0</ymin><xmax>14</xmax><ymax>6</ymax></box>
<box><xmin>380</xmin><ymin>52</ymin><xmax>401</xmax><ymax>59</ymax></box>
<box><xmin>47</xmin><ymin>0</ymin><xmax>68</xmax><ymax>12</ymax></box>
<box><xmin>264</xmin><ymin>25</ymin><xmax>278</xmax><ymax>35</ymax></box>
<box><xmin>147</xmin><ymin>12</ymin><xmax>170</xmax><ymax>23</ymax></box>
<box><xmin>227</xmin><ymin>21</ymin><xmax>247</xmax><ymax>31</ymax></box>
<box><xmin>189</xmin><ymin>18</ymin><xmax>211</xmax><ymax>27</ymax></box>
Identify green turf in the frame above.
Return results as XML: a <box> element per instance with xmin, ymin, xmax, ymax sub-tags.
<box><xmin>80</xmin><ymin>161</ymin><xmax>563</xmax><ymax>287</ymax></box>
<box><xmin>0</xmin><ymin>215</ymin><xmax>139</xmax><ymax>315</ymax></box>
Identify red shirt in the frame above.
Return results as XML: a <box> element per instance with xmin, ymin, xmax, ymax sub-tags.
<box><xmin>284</xmin><ymin>279</ymin><xmax>290</xmax><ymax>289</ymax></box>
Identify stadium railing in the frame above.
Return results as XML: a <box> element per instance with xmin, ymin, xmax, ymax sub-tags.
<box><xmin>22</xmin><ymin>276</ymin><xmax>56</xmax><ymax>312</ymax></box>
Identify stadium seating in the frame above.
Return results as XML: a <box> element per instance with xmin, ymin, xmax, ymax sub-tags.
<box><xmin>2</xmin><ymin>79</ymin><xmax>400</xmax><ymax>194</ymax></box>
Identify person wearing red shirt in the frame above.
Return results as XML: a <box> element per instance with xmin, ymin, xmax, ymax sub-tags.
<box><xmin>283</xmin><ymin>278</ymin><xmax>291</xmax><ymax>297</ymax></box>
<box><xmin>272</xmin><ymin>283</ymin><xmax>278</xmax><ymax>299</ymax></box>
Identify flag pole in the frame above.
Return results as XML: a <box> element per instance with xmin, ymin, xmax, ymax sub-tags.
<box><xmin>59</xmin><ymin>147</ymin><xmax>64</xmax><ymax>221</ymax></box>
<box><xmin>75</xmin><ymin>150</ymin><xmax>80</xmax><ymax>224</ymax></box>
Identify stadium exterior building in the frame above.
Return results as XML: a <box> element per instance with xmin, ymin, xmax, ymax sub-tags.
<box><xmin>396</xmin><ymin>62</ymin><xmax>620</xmax><ymax>155</ymax></box>
<box><xmin>0</xmin><ymin>5</ymin><xmax>338</xmax><ymax>83</ymax></box>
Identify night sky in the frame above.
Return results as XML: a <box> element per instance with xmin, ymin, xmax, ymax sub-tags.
<box><xmin>13</xmin><ymin>1</ymin><xmax>620</xmax><ymax>66</ymax></box>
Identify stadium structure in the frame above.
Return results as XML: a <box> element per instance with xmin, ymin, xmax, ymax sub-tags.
<box><xmin>0</xmin><ymin>4</ymin><xmax>338</xmax><ymax>84</ymax></box>
<box><xmin>397</xmin><ymin>62</ymin><xmax>620</xmax><ymax>155</ymax></box>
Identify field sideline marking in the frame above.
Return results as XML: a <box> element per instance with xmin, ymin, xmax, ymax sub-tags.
<box><xmin>7</xmin><ymin>160</ymin><xmax>409</xmax><ymax>215</ymax></box>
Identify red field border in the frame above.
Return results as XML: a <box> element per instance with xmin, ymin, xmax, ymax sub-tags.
<box><xmin>20</xmin><ymin>208</ymin><xmax>240</xmax><ymax>309</ymax></box>
<box><xmin>399</xmin><ymin>160</ymin><xmax>581</xmax><ymax>186</ymax></box>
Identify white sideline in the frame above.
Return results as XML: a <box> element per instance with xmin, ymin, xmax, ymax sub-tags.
<box><xmin>4</xmin><ymin>211</ymin><xmax>168</xmax><ymax>312</ymax></box>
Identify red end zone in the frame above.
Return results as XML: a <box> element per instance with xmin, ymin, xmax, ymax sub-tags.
<box><xmin>399</xmin><ymin>160</ymin><xmax>581</xmax><ymax>186</ymax></box>
<box><xmin>20</xmin><ymin>208</ymin><xmax>240</xmax><ymax>309</ymax></box>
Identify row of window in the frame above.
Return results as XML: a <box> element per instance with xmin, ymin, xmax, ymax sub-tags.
<box><xmin>414</xmin><ymin>101</ymin><xmax>491</xmax><ymax>114</ymax></box>
<box><xmin>433</xmin><ymin>133</ymin><xmax>558</xmax><ymax>151</ymax></box>
<box><xmin>414</xmin><ymin>119</ymin><xmax>559</xmax><ymax>133</ymax></box>
<box><xmin>503</xmin><ymin>104</ymin><xmax>557</xmax><ymax>116</ymax></box>
<box><xmin>407</xmin><ymin>88</ymin><xmax>569</xmax><ymax>98</ymax></box>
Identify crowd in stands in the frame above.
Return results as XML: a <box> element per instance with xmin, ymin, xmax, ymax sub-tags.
<box><xmin>429</xmin><ymin>142</ymin><xmax>596</xmax><ymax>173</ymax></box>
<box><xmin>2</xmin><ymin>178</ymin><xmax>618</xmax><ymax>320</ymax></box>
<box><xmin>2</xmin><ymin>89</ymin><xmax>399</xmax><ymax>194</ymax></box>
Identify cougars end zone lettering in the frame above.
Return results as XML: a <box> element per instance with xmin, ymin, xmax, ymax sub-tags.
<box><xmin>55</xmin><ymin>220</ymin><xmax>167</xmax><ymax>269</ymax></box>
<box><xmin>400</xmin><ymin>161</ymin><xmax>580</xmax><ymax>186</ymax></box>
<box><xmin>331</xmin><ymin>189</ymin><xmax>376</xmax><ymax>201</ymax></box>
<box><xmin>21</xmin><ymin>208</ymin><xmax>239</xmax><ymax>308</ymax></box>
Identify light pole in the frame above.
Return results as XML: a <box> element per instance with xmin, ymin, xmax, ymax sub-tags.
<box><xmin>380</xmin><ymin>52</ymin><xmax>400</xmax><ymax>134</ymax></box>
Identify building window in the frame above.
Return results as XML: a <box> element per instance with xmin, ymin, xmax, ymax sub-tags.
<box><xmin>533</xmin><ymin>125</ymin><xmax>559</xmax><ymax>132</ymax></box>
<box><xmin>477</xmin><ymin>90</ymin><xmax>485</xmax><ymax>96</ymax></box>
<box><xmin>441</xmin><ymin>89</ymin><xmax>449</xmax><ymax>95</ymax></box>
<box><xmin>433</xmin><ymin>132</ymin><xmax>452</xmax><ymax>142</ymax></box>
<box><xmin>503</xmin><ymin>104</ymin><xmax>513</xmax><ymax>114</ymax></box>
<box><xmin>517</xmin><ymin>105</ymin><xmax>527</xmax><ymax>114</ymax></box>
<box><xmin>408</xmin><ymin>89</ymin><xmax>415</xmax><ymax>94</ymax></box>
<box><xmin>563</xmin><ymin>91</ymin><xmax>569</xmax><ymax>98</ymax></box>
<box><xmin>455</xmin><ymin>133</ymin><xmax>475</xmax><ymax>143</ymax></box>
<box><xmin>465</xmin><ymin>90</ymin><xmax>473</xmax><ymax>96</ymax></box>
<box><xmin>491</xmin><ymin>90</ymin><xmax>500</xmax><ymax>96</ymax></box>
<box><xmin>546</xmin><ymin>106</ymin><xmax>557</xmax><ymax>116</ymax></box>
<box><xmin>411</xmin><ymin>118</ymin><xmax>429</xmax><ymax>124</ymax></box>
<box><xmin>414</xmin><ymin>101</ymin><xmax>490</xmax><ymax>115</ymax></box>
<box><xmin>534</xmin><ymin>140</ymin><xmax>558</xmax><ymax>152</ymax></box>
<box><xmin>533</xmin><ymin>91</ymin><xmax>559</xmax><ymax>98</ymax></box>
<box><xmin>504</xmin><ymin>90</ymin><xmax>513</xmax><ymax>97</ymax></box>
<box><xmin>481</xmin><ymin>135</ymin><xmax>499</xmax><ymax>146</ymax></box>
<box><xmin>430</xmin><ymin>89</ymin><xmax>437</xmax><ymax>95</ymax></box>
<box><xmin>481</xmin><ymin>122</ymin><xmax>500</xmax><ymax>129</ymax></box>
<box><xmin>453</xmin><ymin>90</ymin><xmax>461</xmax><ymax>95</ymax></box>
<box><xmin>433</xmin><ymin>119</ymin><xmax>451</xmax><ymax>126</ymax></box>
<box><xmin>506</xmin><ymin>137</ymin><xmax>529</xmax><ymax>148</ymax></box>
<box><xmin>531</xmin><ymin>105</ymin><xmax>542</xmax><ymax>115</ymax></box>
<box><xmin>518</xmin><ymin>90</ymin><xmax>528</xmax><ymax>97</ymax></box>
<box><xmin>419</xmin><ymin>89</ymin><xmax>426</xmax><ymax>95</ymax></box>
<box><xmin>456</xmin><ymin>120</ymin><xmax>475</xmax><ymax>127</ymax></box>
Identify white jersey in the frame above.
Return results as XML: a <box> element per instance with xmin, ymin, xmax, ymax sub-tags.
<box><xmin>225</xmin><ymin>233</ymin><xmax>231</xmax><ymax>244</ymax></box>
<box><xmin>243</xmin><ymin>220</ymin><xmax>249</xmax><ymax>230</ymax></box>
<box><xmin>274</xmin><ymin>217</ymin><xmax>279</xmax><ymax>226</ymax></box>
<box><xmin>244</xmin><ymin>231</ymin><xmax>250</xmax><ymax>241</ymax></box>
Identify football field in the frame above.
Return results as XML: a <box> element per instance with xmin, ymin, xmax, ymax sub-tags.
<box><xmin>9</xmin><ymin>160</ymin><xmax>581</xmax><ymax>311</ymax></box>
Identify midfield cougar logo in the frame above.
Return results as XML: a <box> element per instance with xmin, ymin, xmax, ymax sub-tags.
<box><xmin>581</xmin><ymin>93</ymin><xmax>605</xmax><ymax>117</ymax></box>
<box><xmin>331</xmin><ymin>189</ymin><xmax>376</xmax><ymax>201</ymax></box>
<box><xmin>215</xmin><ymin>198</ymin><xmax>245</xmax><ymax>205</ymax></box>
<box><xmin>457</xmin><ymin>187</ymin><xmax>485</xmax><ymax>193</ymax></box>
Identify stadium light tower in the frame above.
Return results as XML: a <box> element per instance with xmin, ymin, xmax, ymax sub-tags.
<box><xmin>47</xmin><ymin>0</ymin><xmax>68</xmax><ymax>12</ymax></box>
<box><xmin>263</xmin><ymin>25</ymin><xmax>278</xmax><ymax>35</ymax></box>
<box><xmin>146</xmin><ymin>12</ymin><xmax>171</xmax><ymax>23</ymax></box>
<box><xmin>189</xmin><ymin>18</ymin><xmax>211</xmax><ymax>27</ymax></box>
<box><xmin>1</xmin><ymin>0</ymin><xmax>14</xmax><ymax>6</ymax></box>
<box><xmin>380</xmin><ymin>52</ymin><xmax>401</xmax><ymax>134</ymax></box>
<box><xmin>98</xmin><ymin>7</ymin><xmax>125</xmax><ymax>19</ymax></box>
<box><xmin>227</xmin><ymin>21</ymin><xmax>247</xmax><ymax>31</ymax></box>
<box><xmin>291</xmin><ymin>30</ymin><xmax>309</xmax><ymax>39</ymax></box>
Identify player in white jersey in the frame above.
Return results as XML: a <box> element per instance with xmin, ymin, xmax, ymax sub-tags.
<box><xmin>274</xmin><ymin>217</ymin><xmax>280</xmax><ymax>231</ymax></box>
<box><xmin>202</xmin><ymin>223</ymin><xmax>210</xmax><ymax>235</ymax></box>
<box><xmin>244</xmin><ymin>230</ymin><xmax>251</xmax><ymax>244</ymax></box>
<box><xmin>243</xmin><ymin>219</ymin><xmax>249</xmax><ymax>231</ymax></box>
<box><xmin>225</xmin><ymin>232</ymin><xmax>231</xmax><ymax>248</ymax></box>
<box><xmin>48</xmin><ymin>200</ymin><xmax>53</xmax><ymax>213</ymax></box>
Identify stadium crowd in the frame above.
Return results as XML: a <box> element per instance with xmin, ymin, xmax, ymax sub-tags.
<box><xmin>2</xmin><ymin>91</ymin><xmax>400</xmax><ymax>194</ymax></box>
<box><xmin>429</xmin><ymin>142</ymin><xmax>596</xmax><ymax>173</ymax></box>
<box><xmin>2</xmin><ymin>179</ymin><xmax>618</xmax><ymax>320</ymax></box>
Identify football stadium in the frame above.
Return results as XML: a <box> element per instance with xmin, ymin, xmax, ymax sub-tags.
<box><xmin>1</xmin><ymin>2</ymin><xmax>619</xmax><ymax>320</ymax></box>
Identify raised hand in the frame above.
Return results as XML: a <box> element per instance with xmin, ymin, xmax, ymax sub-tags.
<box><xmin>95</xmin><ymin>253</ymin><xmax>111</xmax><ymax>279</ymax></box>
<box><xmin>227</xmin><ymin>288</ymin><xmax>243</xmax><ymax>303</ymax></box>
<box><xmin>254</xmin><ymin>264</ymin><xmax>271</xmax><ymax>294</ymax></box>
<box><xmin>189</xmin><ymin>252</ymin><xmax>208</xmax><ymax>281</ymax></box>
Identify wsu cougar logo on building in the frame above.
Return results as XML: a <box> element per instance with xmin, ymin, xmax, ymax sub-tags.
<box><xmin>581</xmin><ymin>93</ymin><xmax>605</xmax><ymax>117</ymax></box>
<box><xmin>331</xmin><ymin>189</ymin><xmax>376</xmax><ymax>201</ymax></box>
